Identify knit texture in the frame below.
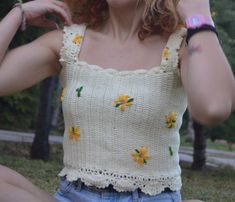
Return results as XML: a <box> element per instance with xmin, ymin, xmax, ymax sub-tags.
<box><xmin>58</xmin><ymin>24</ymin><xmax>188</xmax><ymax>195</ymax></box>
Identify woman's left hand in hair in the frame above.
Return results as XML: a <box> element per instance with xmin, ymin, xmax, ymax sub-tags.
<box><xmin>177</xmin><ymin>0</ymin><xmax>212</xmax><ymax>22</ymax></box>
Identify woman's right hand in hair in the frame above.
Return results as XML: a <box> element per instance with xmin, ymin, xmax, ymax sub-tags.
<box><xmin>22</xmin><ymin>0</ymin><xmax>73</xmax><ymax>29</ymax></box>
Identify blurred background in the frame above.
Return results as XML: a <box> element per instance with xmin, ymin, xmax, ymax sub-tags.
<box><xmin>0</xmin><ymin>0</ymin><xmax>234</xmax><ymax>201</ymax></box>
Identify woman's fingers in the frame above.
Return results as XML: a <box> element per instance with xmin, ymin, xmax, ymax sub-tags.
<box><xmin>22</xmin><ymin>0</ymin><xmax>73</xmax><ymax>27</ymax></box>
<box><xmin>52</xmin><ymin>0</ymin><xmax>72</xmax><ymax>19</ymax></box>
<box><xmin>48</xmin><ymin>4</ymin><xmax>73</xmax><ymax>25</ymax></box>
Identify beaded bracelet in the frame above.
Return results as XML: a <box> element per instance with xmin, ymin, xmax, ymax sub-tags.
<box><xmin>186</xmin><ymin>24</ymin><xmax>218</xmax><ymax>45</ymax></box>
<box><xmin>13</xmin><ymin>1</ymin><xmax>27</xmax><ymax>31</ymax></box>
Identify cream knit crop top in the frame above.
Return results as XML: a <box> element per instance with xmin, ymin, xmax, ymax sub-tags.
<box><xmin>58</xmin><ymin>24</ymin><xmax>188</xmax><ymax>196</ymax></box>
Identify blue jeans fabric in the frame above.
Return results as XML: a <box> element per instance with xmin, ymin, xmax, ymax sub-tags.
<box><xmin>54</xmin><ymin>178</ymin><xmax>182</xmax><ymax>202</ymax></box>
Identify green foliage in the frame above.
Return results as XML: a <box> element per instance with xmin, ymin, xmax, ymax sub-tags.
<box><xmin>211</xmin><ymin>0</ymin><xmax>235</xmax><ymax>72</ymax></box>
<box><xmin>205</xmin><ymin>112</ymin><xmax>235</xmax><ymax>147</ymax></box>
<box><xmin>0</xmin><ymin>87</ymin><xmax>40</xmax><ymax>130</ymax></box>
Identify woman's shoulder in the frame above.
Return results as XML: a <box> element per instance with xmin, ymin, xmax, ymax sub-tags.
<box><xmin>39</xmin><ymin>23</ymin><xmax>86</xmax><ymax>51</ymax></box>
<box><xmin>33</xmin><ymin>29</ymin><xmax>64</xmax><ymax>57</ymax></box>
<box><xmin>32</xmin><ymin>24</ymin><xmax>85</xmax><ymax>60</ymax></box>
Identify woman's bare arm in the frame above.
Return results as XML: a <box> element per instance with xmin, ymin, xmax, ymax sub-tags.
<box><xmin>0</xmin><ymin>0</ymin><xmax>72</xmax><ymax>96</ymax></box>
<box><xmin>0</xmin><ymin>29</ymin><xmax>63</xmax><ymax>96</ymax></box>
<box><xmin>177</xmin><ymin>0</ymin><xmax>235</xmax><ymax>126</ymax></box>
<box><xmin>180</xmin><ymin>33</ymin><xmax>235</xmax><ymax>126</ymax></box>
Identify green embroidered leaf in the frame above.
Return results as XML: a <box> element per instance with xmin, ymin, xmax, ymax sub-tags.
<box><xmin>135</xmin><ymin>149</ymin><xmax>140</xmax><ymax>153</ymax></box>
<box><xmin>115</xmin><ymin>104</ymin><xmax>121</xmax><ymax>108</ymax></box>
<box><xmin>76</xmin><ymin>86</ymin><xmax>83</xmax><ymax>97</ymax></box>
<box><xmin>169</xmin><ymin>146</ymin><xmax>173</xmax><ymax>156</ymax></box>
<box><xmin>128</xmin><ymin>98</ymin><xmax>134</xmax><ymax>103</ymax></box>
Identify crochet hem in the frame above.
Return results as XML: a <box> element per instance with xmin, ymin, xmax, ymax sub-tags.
<box><xmin>58</xmin><ymin>167</ymin><xmax>182</xmax><ymax>196</ymax></box>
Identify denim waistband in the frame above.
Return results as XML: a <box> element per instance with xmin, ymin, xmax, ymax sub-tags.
<box><xmin>61</xmin><ymin>177</ymin><xmax>173</xmax><ymax>194</ymax></box>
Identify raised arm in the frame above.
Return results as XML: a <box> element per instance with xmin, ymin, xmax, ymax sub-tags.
<box><xmin>178</xmin><ymin>0</ymin><xmax>235</xmax><ymax>126</ymax></box>
<box><xmin>0</xmin><ymin>0</ymin><xmax>72</xmax><ymax>96</ymax></box>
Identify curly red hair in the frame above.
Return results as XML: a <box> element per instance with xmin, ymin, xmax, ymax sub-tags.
<box><xmin>64</xmin><ymin>0</ymin><xmax>183</xmax><ymax>40</ymax></box>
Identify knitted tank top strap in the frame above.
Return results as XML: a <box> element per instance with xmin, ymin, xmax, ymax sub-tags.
<box><xmin>161</xmin><ymin>27</ymin><xmax>187</xmax><ymax>70</ymax></box>
<box><xmin>59</xmin><ymin>24</ymin><xmax>87</xmax><ymax>65</ymax></box>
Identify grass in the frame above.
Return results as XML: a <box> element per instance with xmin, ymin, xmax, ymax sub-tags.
<box><xmin>180</xmin><ymin>135</ymin><xmax>235</xmax><ymax>152</ymax></box>
<box><xmin>181</xmin><ymin>163</ymin><xmax>235</xmax><ymax>202</ymax></box>
<box><xmin>0</xmin><ymin>141</ymin><xmax>235</xmax><ymax>202</ymax></box>
<box><xmin>0</xmin><ymin>141</ymin><xmax>63</xmax><ymax>194</ymax></box>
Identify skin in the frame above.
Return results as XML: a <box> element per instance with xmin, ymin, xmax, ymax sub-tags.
<box><xmin>0</xmin><ymin>0</ymin><xmax>234</xmax><ymax>201</ymax></box>
<box><xmin>177</xmin><ymin>0</ymin><xmax>235</xmax><ymax>126</ymax></box>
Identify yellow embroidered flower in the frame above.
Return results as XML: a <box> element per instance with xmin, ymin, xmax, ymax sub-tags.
<box><xmin>72</xmin><ymin>34</ymin><xmax>83</xmax><ymax>45</ymax></box>
<box><xmin>165</xmin><ymin>111</ymin><xmax>177</xmax><ymax>128</ymax></box>
<box><xmin>69</xmin><ymin>127</ymin><xmax>80</xmax><ymax>141</ymax></box>
<box><xmin>60</xmin><ymin>88</ymin><xmax>65</xmax><ymax>102</ymax></box>
<box><xmin>162</xmin><ymin>47</ymin><xmax>170</xmax><ymax>60</ymax></box>
<box><xmin>131</xmin><ymin>146</ymin><xmax>150</xmax><ymax>166</ymax></box>
<box><xmin>114</xmin><ymin>95</ymin><xmax>134</xmax><ymax>112</ymax></box>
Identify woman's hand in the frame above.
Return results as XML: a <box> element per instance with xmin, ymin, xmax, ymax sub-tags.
<box><xmin>21</xmin><ymin>0</ymin><xmax>73</xmax><ymax>29</ymax></box>
<box><xmin>177</xmin><ymin>0</ymin><xmax>212</xmax><ymax>22</ymax></box>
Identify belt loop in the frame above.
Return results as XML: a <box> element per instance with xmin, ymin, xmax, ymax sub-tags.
<box><xmin>74</xmin><ymin>179</ymin><xmax>82</xmax><ymax>191</ymax></box>
<box><xmin>132</xmin><ymin>189</ymin><xmax>140</xmax><ymax>202</ymax></box>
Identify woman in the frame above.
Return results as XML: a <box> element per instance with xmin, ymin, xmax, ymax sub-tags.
<box><xmin>0</xmin><ymin>0</ymin><xmax>234</xmax><ymax>201</ymax></box>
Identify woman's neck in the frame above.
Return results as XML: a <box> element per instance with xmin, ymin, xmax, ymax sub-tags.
<box><xmin>102</xmin><ymin>2</ymin><xmax>145</xmax><ymax>42</ymax></box>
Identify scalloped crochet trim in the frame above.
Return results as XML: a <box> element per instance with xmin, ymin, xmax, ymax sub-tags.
<box><xmin>75</xmin><ymin>60</ymin><xmax>172</xmax><ymax>76</ymax></box>
<box><xmin>59</xmin><ymin>24</ymin><xmax>186</xmax><ymax>77</ymax></box>
<box><xmin>58</xmin><ymin>167</ymin><xmax>182</xmax><ymax>196</ymax></box>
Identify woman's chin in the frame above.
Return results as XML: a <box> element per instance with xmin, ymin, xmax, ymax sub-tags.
<box><xmin>106</xmin><ymin>0</ymin><xmax>137</xmax><ymax>9</ymax></box>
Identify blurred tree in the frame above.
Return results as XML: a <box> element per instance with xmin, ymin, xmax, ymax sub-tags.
<box><xmin>192</xmin><ymin>121</ymin><xmax>206</xmax><ymax>170</ymax></box>
<box><xmin>31</xmin><ymin>76</ymin><xmax>58</xmax><ymax>161</ymax></box>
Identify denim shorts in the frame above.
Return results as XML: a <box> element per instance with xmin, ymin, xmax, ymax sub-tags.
<box><xmin>54</xmin><ymin>178</ymin><xmax>182</xmax><ymax>202</ymax></box>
